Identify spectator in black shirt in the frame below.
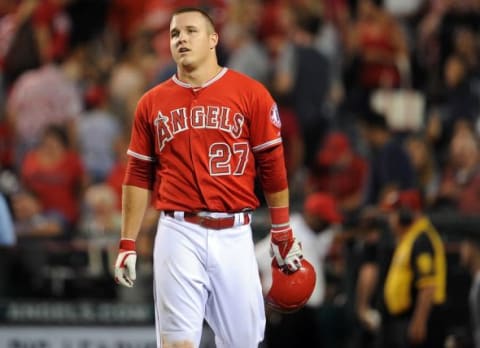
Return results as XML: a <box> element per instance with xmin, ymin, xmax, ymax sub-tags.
<box><xmin>360</xmin><ymin>109</ymin><xmax>416</xmax><ymax>205</ymax></box>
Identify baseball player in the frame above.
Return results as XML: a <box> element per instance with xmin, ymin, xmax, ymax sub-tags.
<box><xmin>114</xmin><ymin>7</ymin><xmax>303</xmax><ymax>348</ymax></box>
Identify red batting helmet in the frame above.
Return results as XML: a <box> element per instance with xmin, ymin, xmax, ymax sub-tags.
<box><xmin>266</xmin><ymin>259</ymin><xmax>316</xmax><ymax>313</ymax></box>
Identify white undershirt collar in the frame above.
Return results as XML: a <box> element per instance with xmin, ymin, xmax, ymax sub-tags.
<box><xmin>172</xmin><ymin>67</ymin><xmax>228</xmax><ymax>89</ymax></box>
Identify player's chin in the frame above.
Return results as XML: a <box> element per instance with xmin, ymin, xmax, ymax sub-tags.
<box><xmin>179</xmin><ymin>59</ymin><xmax>198</xmax><ymax>71</ymax></box>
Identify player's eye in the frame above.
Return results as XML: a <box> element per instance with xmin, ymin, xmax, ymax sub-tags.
<box><xmin>170</xmin><ymin>31</ymin><xmax>179</xmax><ymax>38</ymax></box>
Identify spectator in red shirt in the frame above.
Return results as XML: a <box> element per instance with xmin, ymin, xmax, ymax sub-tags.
<box><xmin>343</xmin><ymin>0</ymin><xmax>410</xmax><ymax>115</ymax></box>
<box><xmin>307</xmin><ymin>131</ymin><xmax>368</xmax><ymax>219</ymax></box>
<box><xmin>345</xmin><ymin>0</ymin><xmax>409</xmax><ymax>90</ymax></box>
<box><xmin>20</xmin><ymin>124</ymin><xmax>87</xmax><ymax>230</ymax></box>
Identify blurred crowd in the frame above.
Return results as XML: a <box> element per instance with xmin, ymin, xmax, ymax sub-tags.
<box><xmin>1</xmin><ymin>0</ymin><xmax>480</xmax><ymax>347</ymax></box>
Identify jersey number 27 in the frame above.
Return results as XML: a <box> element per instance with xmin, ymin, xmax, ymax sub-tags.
<box><xmin>209</xmin><ymin>142</ymin><xmax>249</xmax><ymax>176</ymax></box>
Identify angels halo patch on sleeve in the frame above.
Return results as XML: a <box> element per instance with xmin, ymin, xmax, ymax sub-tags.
<box><xmin>270</xmin><ymin>103</ymin><xmax>282</xmax><ymax>128</ymax></box>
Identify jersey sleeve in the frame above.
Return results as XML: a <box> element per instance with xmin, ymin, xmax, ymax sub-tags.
<box><xmin>127</xmin><ymin>95</ymin><xmax>156</xmax><ymax>162</ymax></box>
<box><xmin>411</xmin><ymin>232</ymin><xmax>436</xmax><ymax>289</ymax></box>
<box><xmin>248</xmin><ymin>84</ymin><xmax>282</xmax><ymax>152</ymax></box>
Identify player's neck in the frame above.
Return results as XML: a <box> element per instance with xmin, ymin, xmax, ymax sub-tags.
<box><xmin>177</xmin><ymin>61</ymin><xmax>222</xmax><ymax>88</ymax></box>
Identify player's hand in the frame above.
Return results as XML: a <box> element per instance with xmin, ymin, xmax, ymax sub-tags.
<box><xmin>114</xmin><ymin>239</ymin><xmax>137</xmax><ymax>288</ymax></box>
<box><xmin>270</xmin><ymin>227</ymin><xmax>303</xmax><ymax>272</ymax></box>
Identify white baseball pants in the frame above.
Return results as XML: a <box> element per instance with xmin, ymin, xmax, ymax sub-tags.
<box><xmin>153</xmin><ymin>213</ymin><xmax>265</xmax><ymax>348</ymax></box>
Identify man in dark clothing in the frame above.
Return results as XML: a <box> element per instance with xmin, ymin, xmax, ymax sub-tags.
<box><xmin>270</xmin><ymin>9</ymin><xmax>332</xmax><ymax>169</ymax></box>
<box><xmin>361</xmin><ymin>110</ymin><xmax>416</xmax><ymax>205</ymax></box>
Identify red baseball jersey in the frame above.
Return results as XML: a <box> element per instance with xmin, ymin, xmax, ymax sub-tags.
<box><xmin>128</xmin><ymin>68</ymin><xmax>283</xmax><ymax>212</ymax></box>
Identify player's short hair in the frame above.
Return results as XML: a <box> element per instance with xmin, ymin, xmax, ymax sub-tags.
<box><xmin>172</xmin><ymin>7</ymin><xmax>216</xmax><ymax>33</ymax></box>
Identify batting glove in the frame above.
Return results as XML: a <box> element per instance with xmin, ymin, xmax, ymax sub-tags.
<box><xmin>270</xmin><ymin>227</ymin><xmax>303</xmax><ymax>272</ymax></box>
<box><xmin>114</xmin><ymin>239</ymin><xmax>137</xmax><ymax>288</ymax></box>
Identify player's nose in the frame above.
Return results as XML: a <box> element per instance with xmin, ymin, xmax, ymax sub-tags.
<box><xmin>177</xmin><ymin>30</ymin><xmax>188</xmax><ymax>43</ymax></box>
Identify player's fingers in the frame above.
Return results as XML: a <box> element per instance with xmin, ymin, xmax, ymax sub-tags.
<box><xmin>290</xmin><ymin>257</ymin><xmax>303</xmax><ymax>272</ymax></box>
<box><xmin>294</xmin><ymin>257</ymin><xmax>302</xmax><ymax>268</ymax></box>
<box><xmin>286</xmin><ymin>260</ymin><xmax>299</xmax><ymax>272</ymax></box>
<box><xmin>118</xmin><ymin>274</ymin><xmax>134</xmax><ymax>287</ymax></box>
<box><xmin>115</xmin><ymin>268</ymin><xmax>133</xmax><ymax>288</ymax></box>
<box><xmin>127</xmin><ymin>265</ymin><xmax>136</xmax><ymax>281</ymax></box>
<box><xmin>125</xmin><ymin>256</ymin><xmax>137</xmax><ymax>281</ymax></box>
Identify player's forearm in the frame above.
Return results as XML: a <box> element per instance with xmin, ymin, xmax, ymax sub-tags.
<box><xmin>264</xmin><ymin>189</ymin><xmax>289</xmax><ymax>208</ymax></box>
<box><xmin>264</xmin><ymin>188</ymin><xmax>290</xmax><ymax>230</ymax></box>
<box><xmin>121</xmin><ymin>185</ymin><xmax>152</xmax><ymax>240</ymax></box>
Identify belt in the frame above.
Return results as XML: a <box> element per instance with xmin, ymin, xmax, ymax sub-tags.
<box><xmin>164</xmin><ymin>211</ymin><xmax>250</xmax><ymax>230</ymax></box>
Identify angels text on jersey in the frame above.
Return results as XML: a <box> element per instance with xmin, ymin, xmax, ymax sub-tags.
<box><xmin>154</xmin><ymin>105</ymin><xmax>244</xmax><ymax>152</ymax></box>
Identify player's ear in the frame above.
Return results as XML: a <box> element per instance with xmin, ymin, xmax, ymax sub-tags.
<box><xmin>209</xmin><ymin>32</ymin><xmax>218</xmax><ymax>50</ymax></box>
